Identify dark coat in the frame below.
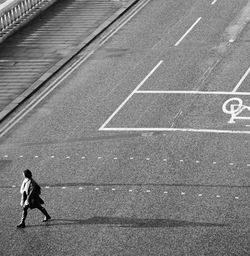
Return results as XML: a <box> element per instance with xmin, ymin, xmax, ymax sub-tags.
<box><xmin>22</xmin><ymin>179</ymin><xmax>44</xmax><ymax>209</ymax></box>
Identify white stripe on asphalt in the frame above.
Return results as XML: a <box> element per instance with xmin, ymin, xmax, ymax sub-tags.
<box><xmin>100</xmin><ymin>127</ymin><xmax>250</xmax><ymax>135</ymax></box>
<box><xmin>232</xmin><ymin>66</ymin><xmax>250</xmax><ymax>92</ymax></box>
<box><xmin>175</xmin><ymin>17</ymin><xmax>202</xmax><ymax>46</ymax></box>
<box><xmin>136</xmin><ymin>90</ymin><xmax>250</xmax><ymax>95</ymax></box>
<box><xmin>211</xmin><ymin>0</ymin><xmax>218</xmax><ymax>5</ymax></box>
<box><xmin>99</xmin><ymin>60</ymin><xmax>163</xmax><ymax>130</ymax></box>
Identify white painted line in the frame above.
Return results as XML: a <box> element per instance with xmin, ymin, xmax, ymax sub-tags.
<box><xmin>4</xmin><ymin>155</ymin><xmax>8</xmax><ymax>157</ymax></box>
<box><xmin>235</xmin><ymin>196</ymin><xmax>239</xmax><ymax>199</ymax></box>
<box><xmin>99</xmin><ymin>60</ymin><xmax>163</xmax><ymax>130</ymax></box>
<box><xmin>230</xmin><ymin>163</ymin><xmax>234</xmax><ymax>165</ymax></box>
<box><xmin>198</xmin><ymin>194</ymin><xmax>203</xmax><ymax>197</ymax></box>
<box><xmin>112</xmin><ymin>188</ymin><xmax>116</xmax><ymax>191</ymax></box>
<box><xmin>12</xmin><ymin>185</ymin><xmax>16</xmax><ymax>188</ymax></box>
<box><xmin>175</xmin><ymin>17</ymin><xmax>202</xmax><ymax>46</ymax></box>
<box><xmin>146</xmin><ymin>158</ymin><xmax>150</xmax><ymax>160</ymax></box>
<box><xmin>216</xmin><ymin>195</ymin><xmax>221</xmax><ymax>198</ymax></box>
<box><xmin>213</xmin><ymin>161</ymin><xmax>216</xmax><ymax>164</ymax></box>
<box><xmin>196</xmin><ymin>160</ymin><xmax>200</xmax><ymax>163</ymax></box>
<box><xmin>163</xmin><ymin>159</ymin><xmax>167</xmax><ymax>161</ymax></box>
<box><xmin>129</xmin><ymin>189</ymin><xmax>133</xmax><ymax>192</ymax></box>
<box><xmin>181</xmin><ymin>192</ymin><xmax>186</xmax><ymax>195</ymax></box>
<box><xmin>35</xmin><ymin>156</ymin><xmax>39</xmax><ymax>158</ymax></box>
<box><xmin>19</xmin><ymin>155</ymin><xmax>23</xmax><ymax>158</ymax></box>
<box><xmin>51</xmin><ymin>156</ymin><xmax>55</xmax><ymax>158</ymax></box>
<box><xmin>164</xmin><ymin>191</ymin><xmax>168</xmax><ymax>194</ymax></box>
<box><xmin>247</xmin><ymin>164</ymin><xmax>250</xmax><ymax>167</ymax></box>
<box><xmin>180</xmin><ymin>160</ymin><xmax>184</xmax><ymax>162</ymax></box>
<box><xmin>66</xmin><ymin>156</ymin><xmax>70</xmax><ymax>159</ymax></box>
<box><xmin>232</xmin><ymin>66</ymin><xmax>250</xmax><ymax>92</ymax></box>
<box><xmin>62</xmin><ymin>187</ymin><xmax>66</xmax><ymax>189</ymax></box>
<box><xmin>146</xmin><ymin>190</ymin><xmax>151</xmax><ymax>193</ymax></box>
<box><xmin>130</xmin><ymin>157</ymin><xmax>134</xmax><ymax>160</ymax></box>
<box><xmin>211</xmin><ymin>0</ymin><xmax>218</xmax><ymax>5</ymax></box>
<box><xmin>100</xmin><ymin>127</ymin><xmax>250</xmax><ymax>135</ymax></box>
<box><xmin>95</xmin><ymin>188</ymin><xmax>100</xmax><ymax>190</ymax></box>
<box><xmin>79</xmin><ymin>187</ymin><xmax>83</xmax><ymax>190</ymax></box>
<box><xmin>136</xmin><ymin>90</ymin><xmax>250</xmax><ymax>95</ymax></box>
<box><xmin>81</xmin><ymin>156</ymin><xmax>86</xmax><ymax>159</ymax></box>
<box><xmin>45</xmin><ymin>186</ymin><xmax>50</xmax><ymax>189</ymax></box>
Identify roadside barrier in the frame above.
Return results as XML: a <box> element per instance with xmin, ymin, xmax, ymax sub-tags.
<box><xmin>0</xmin><ymin>0</ymin><xmax>57</xmax><ymax>42</ymax></box>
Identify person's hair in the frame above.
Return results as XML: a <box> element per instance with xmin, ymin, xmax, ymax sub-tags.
<box><xmin>23</xmin><ymin>169</ymin><xmax>32</xmax><ymax>179</ymax></box>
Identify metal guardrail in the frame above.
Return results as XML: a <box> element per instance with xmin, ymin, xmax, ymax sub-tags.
<box><xmin>0</xmin><ymin>0</ymin><xmax>55</xmax><ymax>40</ymax></box>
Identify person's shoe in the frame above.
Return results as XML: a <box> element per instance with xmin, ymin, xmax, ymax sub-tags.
<box><xmin>17</xmin><ymin>222</ymin><xmax>25</xmax><ymax>228</ymax></box>
<box><xmin>42</xmin><ymin>215</ymin><xmax>51</xmax><ymax>222</ymax></box>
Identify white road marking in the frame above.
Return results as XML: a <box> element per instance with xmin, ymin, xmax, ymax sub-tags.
<box><xmin>99</xmin><ymin>60</ymin><xmax>163</xmax><ymax>130</ymax></box>
<box><xmin>62</xmin><ymin>187</ymin><xmax>66</xmax><ymax>189</ymax></box>
<box><xmin>136</xmin><ymin>90</ymin><xmax>250</xmax><ymax>95</ymax></box>
<box><xmin>232</xmin><ymin>66</ymin><xmax>250</xmax><ymax>92</ymax></box>
<box><xmin>175</xmin><ymin>17</ymin><xmax>202</xmax><ymax>46</ymax></box>
<box><xmin>146</xmin><ymin>190</ymin><xmax>151</xmax><ymax>193</ymax></box>
<box><xmin>12</xmin><ymin>185</ymin><xmax>16</xmax><ymax>188</ymax></box>
<box><xmin>79</xmin><ymin>187</ymin><xmax>83</xmax><ymax>190</ymax></box>
<box><xmin>235</xmin><ymin>197</ymin><xmax>239</xmax><ymax>199</ymax></box>
<box><xmin>100</xmin><ymin>127</ymin><xmax>250</xmax><ymax>134</ymax></box>
<box><xmin>181</xmin><ymin>192</ymin><xmax>186</xmax><ymax>195</ymax></box>
<box><xmin>211</xmin><ymin>0</ymin><xmax>218</xmax><ymax>5</ymax></box>
<box><xmin>196</xmin><ymin>160</ymin><xmax>200</xmax><ymax>163</ymax></box>
<box><xmin>216</xmin><ymin>195</ymin><xmax>221</xmax><ymax>198</ymax></box>
<box><xmin>198</xmin><ymin>194</ymin><xmax>203</xmax><ymax>197</ymax></box>
<box><xmin>19</xmin><ymin>155</ymin><xmax>23</xmax><ymax>158</ymax></box>
<box><xmin>213</xmin><ymin>161</ymin><xmax>216</xmax><ymax>164</ymax></box>
<box><xmin>95</xmin><ymin>188</ymin><xmax>100</xmax><ymax>190</ymax></box>
<box><xmin>164</xmin><ymin>191</ymin><xmax>168</xmax><ymax>194</ymax></box>
<box><xmin>229</xmin><ymin>163</ymin><xmax>234</xmax><ymax>165</ymax></box>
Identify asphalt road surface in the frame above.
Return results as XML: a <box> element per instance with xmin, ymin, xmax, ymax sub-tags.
<box><xmin>0</xmin><ymin>0</ymin><xmax>250</xmax><ymax>255</ymax></box>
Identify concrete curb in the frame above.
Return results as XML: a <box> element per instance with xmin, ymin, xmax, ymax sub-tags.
<box><xmin>0</xmin><ymin>0</ymin><xmax>140</xmax><ymax>122</ymax></box>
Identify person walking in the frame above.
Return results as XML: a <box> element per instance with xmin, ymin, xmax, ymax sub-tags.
<box><xmin>17</xmin><ymin>169</ymin><xmax>51</xmax><ymax>228</ymax></box>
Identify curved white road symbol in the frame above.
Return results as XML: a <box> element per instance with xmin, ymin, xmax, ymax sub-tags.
<box><xmin>222</xmin><ymin>97</ymin><xmax>250</xmax><ymax>124</ymax></box>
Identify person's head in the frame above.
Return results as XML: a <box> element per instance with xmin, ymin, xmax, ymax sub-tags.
<box><xmin>23</xmin><ymin>169</ymin><xmax>32</xmax><ymax>179</ymax></box>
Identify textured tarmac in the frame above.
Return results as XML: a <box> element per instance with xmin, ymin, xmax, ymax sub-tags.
<box><xmin>0</xmin><ymin>0</ymin><xmax>138</xmax><ymax>121</ymax></box>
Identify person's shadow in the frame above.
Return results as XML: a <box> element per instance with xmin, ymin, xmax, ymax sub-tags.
<box><xmin>28</xmin><ymin>216</ymin><xmax>228</xmax><ymax>228</ymax></box>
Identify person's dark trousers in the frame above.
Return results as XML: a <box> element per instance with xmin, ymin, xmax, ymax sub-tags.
<box><xmin>18</xmin><ymin>205</ymin><xmax>51</xmax><ymax>227</ymax></box>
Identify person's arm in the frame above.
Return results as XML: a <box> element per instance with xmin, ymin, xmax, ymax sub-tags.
<box><xmin>20</xmin><ymin>191</ymin><xmax>27</xmax><ymax>206</ymax></box>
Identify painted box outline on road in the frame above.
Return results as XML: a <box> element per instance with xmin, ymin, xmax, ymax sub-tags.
<box><xmin>99</xmin><ymin>62</ymin><xmax>250</xmax><ymax>135</ymax></box>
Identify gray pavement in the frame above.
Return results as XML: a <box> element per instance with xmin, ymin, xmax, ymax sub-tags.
<box><xmin>0</xmin><ymin>0</ymin><xmax>137</xmax><ymax>121</ymax></box>
<box><xmin>0</xmin><ymin>0</ymin><xmax>250</xmax><ymax>255</ymax></box>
